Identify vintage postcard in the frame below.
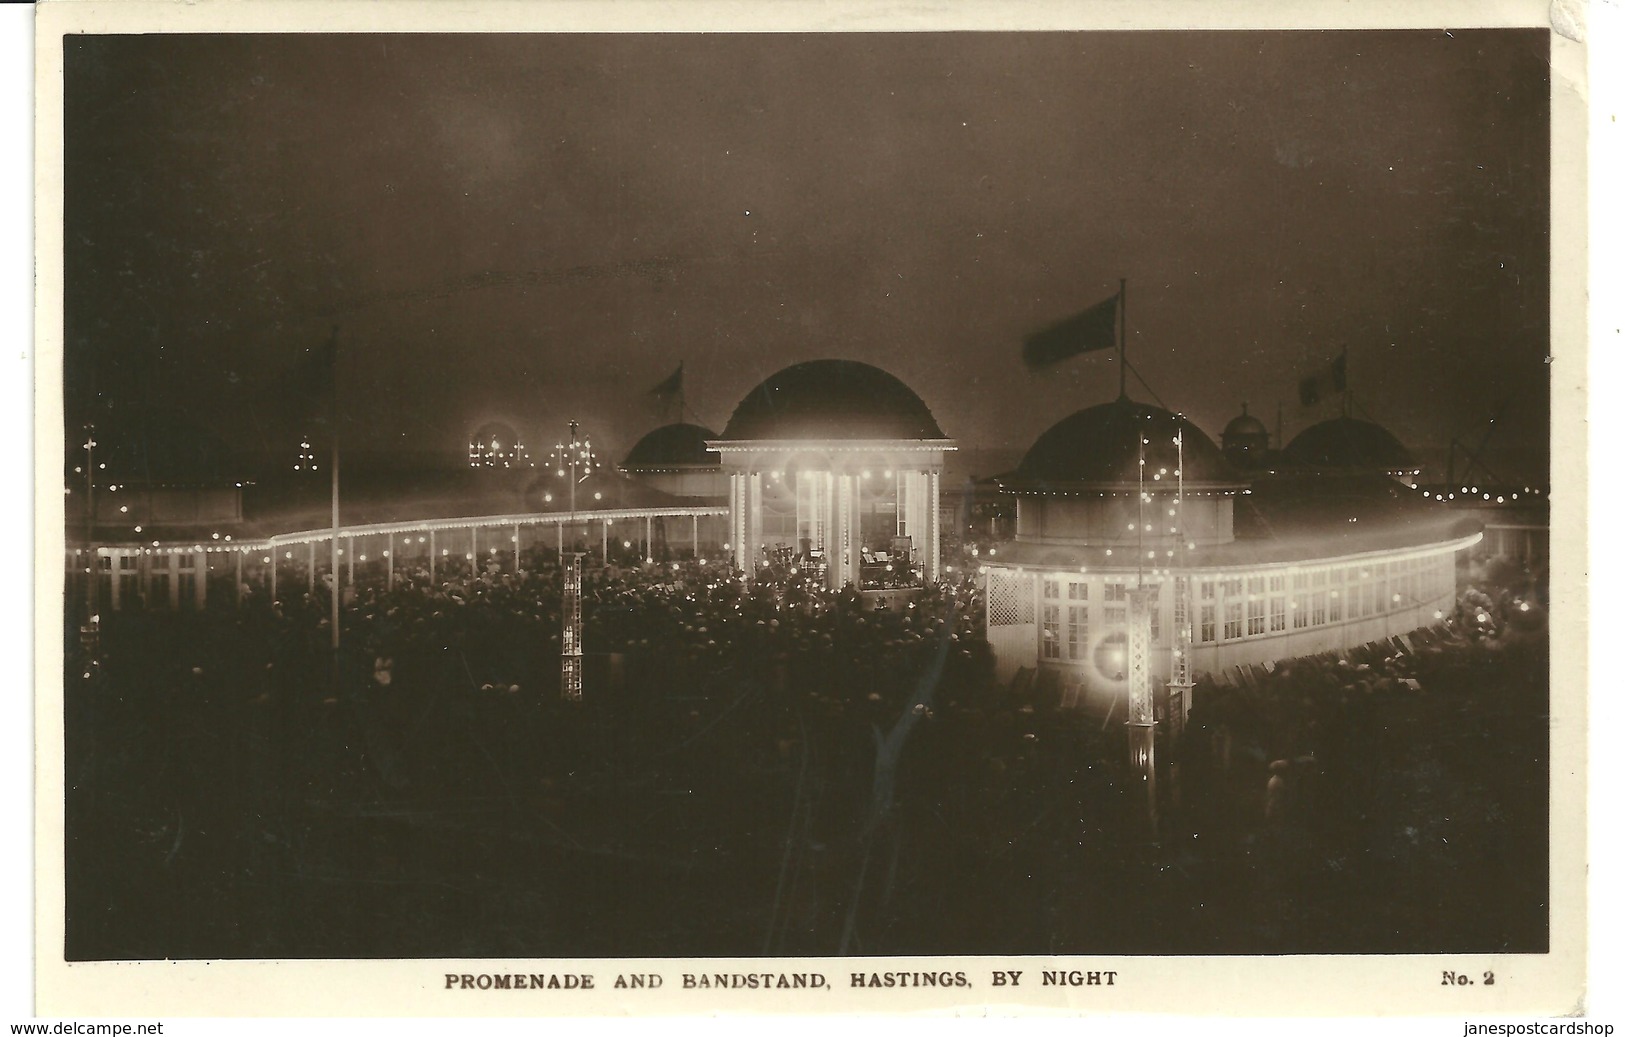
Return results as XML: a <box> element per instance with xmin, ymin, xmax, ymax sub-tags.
<box><xmin>32</xmin><ymin>0</ymin><xmax>1590</xmax><ymax>1022</ymax></box>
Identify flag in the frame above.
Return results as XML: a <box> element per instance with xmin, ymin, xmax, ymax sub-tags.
<box><xmin>649</xmin><ymin>362</ymin><xmax>683</xmax><ymax>399</ymax></box>
<box><xmin>1298</xmin><ymin>350</ymin><xmax>1347</xmax><ymax>407</ymax></box>
<box><xmin>1022</xmin><ymin>293</ymin><xmax>1119</xmax><ymax>369</ymax></box>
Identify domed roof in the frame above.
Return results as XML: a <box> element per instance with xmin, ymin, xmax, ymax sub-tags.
<box><xmin>1285</xmin><ymin>417</ymin><xmax>1417</xmax><ymax>473</ymax></box>
<box><xmin>1222</xmin><ymin>404</ymin><xmax>1269</xmax><ymax>442</ymax></box>
<box><xmin>719</xmin><ymin>360</ymin><xmax>946</xmax><ymax>441</ymax></box>
<box><xmin>621</xmin><ymin>422</ymin><xmax>719</xmax><ymax>470</ymax></box>
<box><xmin>1009</xmin><ymin>396</ymin><xmax>1243</xmax><ymax>490</ymax></box>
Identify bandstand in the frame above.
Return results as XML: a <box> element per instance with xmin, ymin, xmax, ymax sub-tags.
<box><xmin>708</xmin><ymin>360</ymin><xmax>955</xmax><ymax>589</ymax></box>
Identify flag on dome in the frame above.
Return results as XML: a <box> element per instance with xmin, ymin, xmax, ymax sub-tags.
<box><xmin>1298</xmin><ymin>349</ymin><xmax>1348</xmax><ymax>407</ymax></box>
<box><xmin>649</xmin><ymin>362</ymin><xmax>684</xmax><ymax>399</ymax></box>
<box><xmin>1022</xmin><ymin>292</ymin><xmax>1120</xmax><ymax>369</ymax></box>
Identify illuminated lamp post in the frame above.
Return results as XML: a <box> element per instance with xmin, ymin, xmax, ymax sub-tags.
<box><xmin>1127</xmin><ymin>411</ymin><xmax>1157</xmax><ymax>837</ymax></box>
<box><xmin>549</xmin><ymin>420</ymin><xmax>599</xmax><ymax>557</ymax></box>
<box><xmin>1126</xmin><ymin>586</ymin><xmax>1158</xmax><ymax>838</ymax></box>
<box><xmin>561</xmin><ymin>551</ymin><xmax>584</xmax><ymax>701</ymax></box>
<box><xmin>1166</xmin><ymin>422</ymin><xmax>1193</xmax><ymax>743</ymax></box>
<box><xmin>82</xmin><ymin>425</ymin><xmax>98</xmax><ymax>632</ymax></box>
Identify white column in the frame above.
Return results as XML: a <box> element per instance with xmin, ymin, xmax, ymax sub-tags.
<box><xmin>387</xmin><ymin>531</ymin><xmax>394</xmax><ymax>587</ymax></box>
<box><xmin>729</xmin><ymin>472</ymin><xmax>744</xmax><ymax>570</ymax></box>
<box><xmin>644</xmin><ymin>515</ymin><xmax>652</xmax><ymax>560</ymax></box>
<box><xmin>601</xmin><ymin>519</ymin><xmax>609</xmax><ymax>562</ymax></box>
<box><xmin>927</xmin><ymin>469</ymin><xmax>941</xmax><ymax>582</ymax></box>
<box><xmin>747</xmin><ymin>472</ymin><xmax>763</xmax><ymax>577</ymax></box>
<box><xmin>430</xmin><ymin>529</ymin><xmax>437</xmax><ymax>581</ymax></box>
<box><xmin>195</xmin><ymin>552</ymin><xmax>207</xmax><ymax>609</ymax></box>
<box><xmin>691</xmin><ymin>513</ymin><xmax>699</xmax><ymax>558</ymax></box>
<box><xmin>812</xmin><ymin>472</ymin><xmax>830</xmax><ymax>554</ymax></box>
<box><xmin>897</xmin><ymin>471</ymin><xmax>910</xmax><ymax>536</ymax></box>
<box><xmin>347</xmin><ymin>536</ymin><xmax>355</xmax><ymax>585</ymax></box>
<box><xmin>108</xmin><ymin>552</ymin><xmax>120</xmax><ymax>611</ymax></box>
<box><xmin>834</xmin><ymin>474</ymin><xmax>854</xmax><ymax>589</ymax></box>
<box><xmin>308</xmin><ymin>541</ymin><xmax>315</xmax><ymax>594</ymax></box>
<box><xmin>795</xmin><ymin>473</ymin><xmax>809</xmax><ymax>550</ymax></box>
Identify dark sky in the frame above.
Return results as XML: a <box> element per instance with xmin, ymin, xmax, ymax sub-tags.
<box><xmin>62</xmin><ymin>29</ymin><xmax>1551</xmax><ymax>482</ymax></box>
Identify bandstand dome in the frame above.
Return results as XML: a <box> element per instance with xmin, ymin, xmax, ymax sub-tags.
<box><xmin>1007</xmin><ymin>396</ymin><xmax>1242</xmax><ymax>490</ymax></box>
<box><xmin>720</xmin><ymin>360</ymin><xmax>946</xmax><ymax>441</ymax></box>
<box><xmin>1285</xmin><ymin>417</ymin><xmax>1417</xmax><ymax>474</ymax></box>
<box><xmin>621</xmin><ymin>422</ymin><xmax>720</xmax><ymax>471</ymax></box>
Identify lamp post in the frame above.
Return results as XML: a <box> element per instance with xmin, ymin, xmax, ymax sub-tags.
<box><xmin>82</xmin><ymin>425</ymin><xmax>98</xmax><ymax>630</ymax></box>
<box><xmin>549</xmin><ymin>420</ymin><xmax>599</xmax><ymax>558</ymax></box>
<box><xmin>1126</xmin><ymin>586</ymin><xmax>1157</xmax><ymax>838</ymax></box>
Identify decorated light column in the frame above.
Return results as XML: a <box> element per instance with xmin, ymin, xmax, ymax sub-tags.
<box><xmin>561</xmin><ymin>551</ymin><xmax>584</xmax><ymax>701</ymax></box>
<box><xmin>1126</xmin><ymin>586</ymin><xmax>1158</xmax><ymax>835</ymax></box>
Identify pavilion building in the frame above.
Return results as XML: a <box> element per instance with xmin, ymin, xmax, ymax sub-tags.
<box><xmin>982</xmin><ymin>395</ymin><xmax>1481</xmax><ymax>705</ymax></box>
<box><xmin>707</xmin><ymin>360</ymin><xmax>955</xmax><ymax>590</ymax></box>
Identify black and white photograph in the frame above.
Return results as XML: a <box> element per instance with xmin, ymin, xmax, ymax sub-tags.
<box><xmin>34</xmin><ymin>0</ymin><xmax>1591</xmax><ymax>1019</ymax></box>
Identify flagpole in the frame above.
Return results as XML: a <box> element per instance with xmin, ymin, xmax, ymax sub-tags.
<box><xmin>1118</xmin><ymin>278</ymin><xmax>1128</xmax><ymax>400</ymax></box>
<box><xmin>330</xmin><ymin>329</ymin><xmax>341</xmax><ymax>652</ymax></box>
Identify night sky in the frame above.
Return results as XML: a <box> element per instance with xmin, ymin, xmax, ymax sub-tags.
<box><xmin>62</xmin><ymin>29</ymin><xmax>1551</xmax><ymax>482</ymax></box>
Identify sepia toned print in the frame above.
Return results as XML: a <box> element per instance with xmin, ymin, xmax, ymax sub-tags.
<box><xmin>35</xmin><ymin>0</ymin><xmax>1587</xmax><ymax>1018</ymax></box>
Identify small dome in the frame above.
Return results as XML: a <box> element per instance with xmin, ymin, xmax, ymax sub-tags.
<box><xmin>1009</xmin><ymin>396</ymin><xmax>1242</xmax><ymax>489</ymax></box>
<box><xmin>720</xmin><ymin>360</ymin><xmax>946</xmax><ymax>441</ymax></box>
<box><xmin>621</xmin><ymin>422</ymin><xmax>719</xmax><ymax>470</ymax></box>
<box><xmin>1222</xmin><ymin>404</ymin><xmax>1269</xmax><ymax>444</ymax></box>
<box><xmin>1285</xmin><ymin>417</ymin><xmax>1417</xmax><ymax>474</ymax></box>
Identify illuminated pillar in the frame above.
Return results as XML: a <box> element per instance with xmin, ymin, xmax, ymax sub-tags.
<box><xmin>194</xmin><ymin>552</ymin><xmax>206</xmax><ymax>610</ymax></box>
<box><xmin>386</xmin><ymin>532</ymin><xmax>394</xmax><ymax>587</ymax></box>
<box><xmin>513</xmin><ymin>523</ymin><xmax>521</xmax><ymax>570</ymax></box>
<box><xmin>347</xmin><ymin>536</ymin><xmax>355</xmax><ymax>585</ymax></box>
<box><xmin>269</xmin><ymin>548</ymin><xmax>277</xmax><ymax>602</ymax></box>
<box><xmin>901</xmin><ymin>471</ymin><xmax>921</xmax><ymax>548</ymax></box>
<box><xmin>601</xmin><ymin>519</ymin><xmax>609</xmax><ymax>563</ymax></box>
<box><xmin>108</xmin><ymin>552</ymin><xmax>120</xmax><ymax>611</ymax></box>
<box><xmin>429</xmin><ymin>529</ymin><xmax>437</xmax><ymax>582</ymax></box>
<box><xmin>235</xmin><ymin>549</ymin><xmax>243</xmax><ymax>607</ymax></box>
<box><xmin>644</xmin><ymin>515</ymin><xmax>652</xmax><ymax>559</ymax></box>
<box><xmin>729</xmin><ymin>472</ymin><xmax>746</xmax><ymax>572</ymax></box>
<box><xmin>691</xmin><ymin>513</ymin><xmax>698</xmax><ymax>559</ymax></box>
<box><xmin>897</xmin><ymin>471</ymin><xmax>910</xmax><ymax>536</ymax></box>
<box><xmin>807</xmin><ymin>472</ymin><xmax>824</xmax><ymax>554</ymax></box>
<box><xmin>747</xmin><ymin>472</ymin><xmax>763</xmax><ymax>578</ymax></box>
<box><xmin>1126</xmin><ymin>587</ymin><xmax>1158</xmax><ymax>835</ymax></box>
<box><xmin>471</xmin><ymin>525</ymin><xmax>479</xmax><ymax>568</ymax></box>
<box><xmin>834</xmin><ymin>473</ymin><xmax>855</xmax><ymax>589</ymax></box>
<box><xmin>556</xmin><ymin>521</ymin><xmax>563</xmax><ymax>558</ymax></box>
<box><xmin>308</xmin><ymin>541</ymin><xmax>316</xmax><ymax>594</ymax></box>
<box><xmin>927</xmin><ymin>469</ymin><xmax>941</xmax><ymax>582</ymax></box>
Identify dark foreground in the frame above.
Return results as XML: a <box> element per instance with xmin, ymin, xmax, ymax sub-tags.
<box><xmin>62</xmin><ymin>563</ymin><xmax>1548</xmax><ymax>959</ymax></box>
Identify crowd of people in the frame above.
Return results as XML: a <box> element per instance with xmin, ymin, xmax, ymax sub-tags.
<box><xmin>62</xmin><ymin>543</ymin><xmax>1550</xmax><ymax>958</ymax></box>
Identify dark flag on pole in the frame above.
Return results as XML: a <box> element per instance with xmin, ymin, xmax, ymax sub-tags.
<box><xmin>1298</xmin><ymin>349</ymin><xmax>1348</xmax><ymax>407</ymax></box>
<box><xmin>1022</xmin><ymin>292</ymin><xmax>1120</xmax><ymax>369</ymax></box>
<box><xmin>649</xmin><ymin>362</ymin><xmax>684</xmax><ymax>399</ymax></box>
